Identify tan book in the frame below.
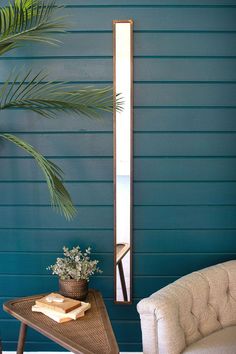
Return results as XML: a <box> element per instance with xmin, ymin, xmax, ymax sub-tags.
<box><xmin>32</xmin><ymin>301</ymin><xmax>91</xmax><ymax>323</ymax></box>
<box><xmin>35</xmin><ymin>293</ymin><xmax>81</xmax><ymax>314</ymax></box>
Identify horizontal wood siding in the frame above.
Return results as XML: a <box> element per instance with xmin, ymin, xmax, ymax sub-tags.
<box><xmin>1</xmin><ymin>0</ymin><xmax>236</xmax><ymax>351</ymax></box>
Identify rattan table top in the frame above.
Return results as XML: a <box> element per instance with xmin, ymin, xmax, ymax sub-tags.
<box><xmin>3</xmin><ymin>289</ymin><xmax>119</xmax><ymax>354</ymax></box>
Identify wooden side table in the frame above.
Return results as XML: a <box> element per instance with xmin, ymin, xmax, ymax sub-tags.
<box><xmin>116</xmin><ymin>243</ymin><xmax>130</xmax><ymax>301</ymax></box>
<box><xmin>3</xmin><ymin>289</ymin><xmax>119</xmax><ymax>354</ymax></box>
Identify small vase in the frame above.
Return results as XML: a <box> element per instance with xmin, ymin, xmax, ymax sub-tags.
<box><xmin>59</xmin><ymin>278</ymin><xmax>88</xmax><ymax>301</ymax></box>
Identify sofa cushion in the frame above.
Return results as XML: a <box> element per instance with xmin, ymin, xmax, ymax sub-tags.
<box><xmin>182</xmin><ymin>326</ymin><xmax>236</xmax><ymax>354</ymax></box>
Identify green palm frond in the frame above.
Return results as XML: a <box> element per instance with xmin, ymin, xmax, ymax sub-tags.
<box><xmin>0</xmin><ymin>70</ymin><xmax>122</xmax><ymax>118</ymax></box>
<box><xmin>0</xmin><ymin>0</ymin><xmax>64</xmax><ymax>55</ymax></box>
<box><xmin>0</xmin><ymin>133</ymin><xmax>77</xmax><ymax>220</ymax></box>
<box><xmin>14</xmin><ymin>0</ymin><xmax>38</xmax><ymax>9</ymax></box>
<box><xmin>0</xmin><ymin>0</ymin><xmax>124</xmax><ymax>220</ymax></box>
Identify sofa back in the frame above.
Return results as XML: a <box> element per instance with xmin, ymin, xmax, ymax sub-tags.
<box><xmin>137</xmin><ymin>260</ymin><xmax>236</xmax><ymax>354</ymax></box>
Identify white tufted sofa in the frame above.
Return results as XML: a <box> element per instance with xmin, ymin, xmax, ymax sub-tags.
<box><xmin>137</xmin><ymin>260</ymin><xmax>236</xmax><ymax>354</ymax></box>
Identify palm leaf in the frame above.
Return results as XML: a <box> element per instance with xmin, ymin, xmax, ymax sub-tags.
<box><xmin>0</xmin><ymin>70</ymin><xmax>122</xmax><ymax>118</ymax></box>
<box><xmin>0</xmin><ymin>133</ymin><xmax>77</xmax><ymax>220</ymax></box>
<box><xmin>0</xmin><ymin>0</ymin><xmax>64</xmax><ymax>55</ymax></box>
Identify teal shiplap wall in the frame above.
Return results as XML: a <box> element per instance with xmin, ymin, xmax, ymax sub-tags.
<box><xmin>1</xmin><ymin>0</ymin><xmax>236</xmax><ymax>351</ymax></box>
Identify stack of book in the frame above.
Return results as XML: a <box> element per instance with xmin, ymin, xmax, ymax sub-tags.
<box><xmin>32</xmin><ymin>293</ymin><xmax>91</xmax><ymax>323</ymax></box>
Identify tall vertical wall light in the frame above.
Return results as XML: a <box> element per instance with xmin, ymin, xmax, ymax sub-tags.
<box><xmin>113</xmin><ymin>20</ymin><xmax>133</xmax><ymax>304</ymax></box>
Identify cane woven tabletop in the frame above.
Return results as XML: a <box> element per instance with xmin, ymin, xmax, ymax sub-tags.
<box><xmin>3</xmin><ymin>289</ymin><xmax>119</xmax><ymax>354</ymax></box>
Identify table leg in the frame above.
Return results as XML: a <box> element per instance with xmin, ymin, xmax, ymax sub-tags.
<box><xmin>118</xmin><ymin>260</ymin><xmax>128</xmax><ymax>302</ymax></box>
<box><xmin>17</xmin><ymin>323</ymin><xmax>28</xmax><ymax>354</ymax></box>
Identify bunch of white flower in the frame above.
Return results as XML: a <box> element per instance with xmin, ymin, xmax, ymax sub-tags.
<box><xmin>47</xmin><ymin>246</ymin><xmax>102</xmax><ymax>281</ymax></box>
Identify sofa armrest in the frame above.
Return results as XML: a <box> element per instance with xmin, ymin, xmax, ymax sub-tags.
<box><xmin>137</xmin><ymin>297</ymin><xmax>159</xmax><ymax>354</ymax></box>
<box><xmin>137</xmin><ymin>295</ymin><xmax>186</xmax><ymax>354</ymax></box>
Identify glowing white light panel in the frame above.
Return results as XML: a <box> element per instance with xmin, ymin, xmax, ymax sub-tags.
<box><xmin>114</xmin><ymin>20</ymin><xmax>133</xmax><ymax>303</ymax></box>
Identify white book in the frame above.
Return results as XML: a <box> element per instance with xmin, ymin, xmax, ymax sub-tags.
<box><xmin>32</xmin><ymin>301</ymin><xmax>91</xmax><ymax>323</ymax></box>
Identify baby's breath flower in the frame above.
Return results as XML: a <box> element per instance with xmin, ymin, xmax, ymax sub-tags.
<box><xmin>47</xmin><ymin>246</ymin><xmax>102</xmax><ymax>281</ymax></box>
